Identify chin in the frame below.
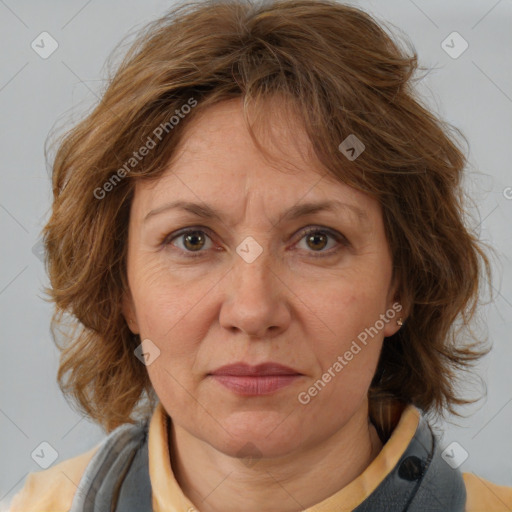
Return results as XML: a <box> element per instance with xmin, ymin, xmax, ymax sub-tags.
<box><xmin>210</xmin><ymin>411</ymin><xmax>305</xmax><ymax>458</ymax></box>
<box><xmin>215</xmin><ymin>433</ymin><xmax>299</xmax><ymax>462</ymax></box>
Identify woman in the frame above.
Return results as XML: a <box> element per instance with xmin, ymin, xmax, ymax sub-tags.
<box><xmin>9</xmin><ymin>0</ymin><xmax>512</xmax><ymax>510</ymax></box>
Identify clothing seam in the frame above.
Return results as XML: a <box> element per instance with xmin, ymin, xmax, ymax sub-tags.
<box><xmin>402</xmin><ymin>419</ymin><xmax>435</xmax><ymax>512</ymax></box>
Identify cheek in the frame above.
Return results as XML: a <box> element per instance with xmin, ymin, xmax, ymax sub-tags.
<box><xmin>307</xmin><ymin>278</ymin><xmax>388</xmax><ymax>344</ymax></box>
<box><xmin>129</xmin><ymin>267</ymin><xmax>219</xmax><ymax>375</ymax></box>
<box><xmin>305</xmin><ymin>306</ymin><xmax>384</xmax><ymax>416</ymax></box>
<box><xmin>129</xmin><ymin>255</ymin><xmax>197</xmax><ymax>330</ymax></box>
<box><xmin>136</xmin><ymin>283</ymin><xmax>204</xmax><ymax>400</ymax></box>
<box><xmin>301</xmin><ymin>278</ymin><xmax>389</xmax><ymax>400</ymax></box>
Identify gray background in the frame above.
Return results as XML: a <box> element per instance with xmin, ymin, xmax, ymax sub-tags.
<box><xmin>1</xmin><ymin>0</ymin><xmax>511</xmax><ymax>508</ymax></box>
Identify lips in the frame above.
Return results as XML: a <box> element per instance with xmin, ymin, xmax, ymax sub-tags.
<box><xmin>210</xmin><ymin>362</ymin><xmax>301</xmax><ymax>377</ymax></box>
<box><xmin>209</xmin><ymin>363</ymin><xmax>303</xmax><ymax>395</ymax></box>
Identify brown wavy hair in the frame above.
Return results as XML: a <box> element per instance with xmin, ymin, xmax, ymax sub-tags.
<box><xmin>43</xmin><ymin>0</ymin><xmax>493</xmax><ymax>433</ymax></box>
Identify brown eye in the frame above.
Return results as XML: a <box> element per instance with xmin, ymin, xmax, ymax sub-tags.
<box><xmin>165</xmin><ymin>228</ymin><xmax>214</xmax><ymax>257</ymax></box>
<box><xmin>182</xmin><ymin>231</ymin><xmax>207</xmax><ymax>251</ymax></box>
<box><xmin>305</xmin><ymin>231</ymin><xmax>329</xmax><ymax>251</ymax></box>
<box><xmin>164</xmin><ymin>225</ymin><xmax>348</xmax><ymax>259</ymax></box>
<box><xmin>296</xmin><ymin>227</ymin><xmax>348</xmax><ymax>257</ymax></box>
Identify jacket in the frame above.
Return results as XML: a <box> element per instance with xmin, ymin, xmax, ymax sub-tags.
<box><xmin>9</xmin><ymin>401</ymin><xmax>512</xmax><ymax>511</ymax></box>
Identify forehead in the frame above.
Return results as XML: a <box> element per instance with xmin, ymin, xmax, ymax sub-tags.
<box><xmin>166</xmin><ymin>98</ymin><xmax>319</xmax><ymax>180</ymax></box>
<box><xmin>131</xmin><ymin>98</ymin><xmax>379</xmax><ymax>224</ymax></box>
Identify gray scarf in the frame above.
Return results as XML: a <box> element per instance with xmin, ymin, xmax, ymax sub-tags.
<box><xmin>69</xmin><ymin>411</ymin><xmax>466</xmax><ymax>511</ymax></box>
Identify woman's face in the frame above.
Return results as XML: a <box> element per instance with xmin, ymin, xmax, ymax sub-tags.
<box><xmin>123</xmin><ymin>98</ymin><xmax>401</xmax><ymax>458</ymax></box>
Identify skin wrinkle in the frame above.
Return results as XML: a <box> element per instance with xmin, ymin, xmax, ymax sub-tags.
<box><xmin>122</xmin><ymin>98</ymin><xmax>401</xmax><ymax>512</ymax></box>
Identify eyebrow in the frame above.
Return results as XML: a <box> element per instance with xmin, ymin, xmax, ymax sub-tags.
<box><xmin>144</xmin><ymin>199</ymin><xmax>369</xmax><ymax>226</ymax></box>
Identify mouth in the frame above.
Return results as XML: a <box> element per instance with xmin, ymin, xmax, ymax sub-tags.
<box><xmin>208</xmin><ymin>362</ymin><xmax>303</xmax><ymax>396</ymax></box>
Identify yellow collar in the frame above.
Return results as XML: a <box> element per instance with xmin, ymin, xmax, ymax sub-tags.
<box><xmin>148</xmin><ymin>400</ymin><xmax>420</xmax><ymax>511</ymax></box>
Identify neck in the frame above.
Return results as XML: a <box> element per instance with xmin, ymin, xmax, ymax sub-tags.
<box><xmin>168</xmin><ymin>403</ymin><xmax>384</xmax><ymax>512</ymax></box>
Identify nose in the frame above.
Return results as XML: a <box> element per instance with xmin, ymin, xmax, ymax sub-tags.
<box><xmin>218</xmin><ymin>244</ymin><xmax>291</xmax><ymax>339</ymax></box>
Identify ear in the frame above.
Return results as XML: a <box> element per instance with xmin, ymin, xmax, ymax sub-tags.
<box><xmin>382</xmin><ymin>273</ymin><xmax>407</xmax><ymax>338</ymax></box>
<box><xmin>121</xmin><ymin>288</ymin><xmax>140</xmax><ymax>335</ymax></box>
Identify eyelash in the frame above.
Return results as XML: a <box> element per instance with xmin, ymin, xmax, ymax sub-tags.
<box><xmin>162</xmin><ymin>226</ymin><xmax>349</xmax><ymax>259</ymax></box>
